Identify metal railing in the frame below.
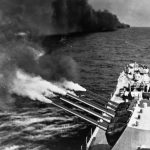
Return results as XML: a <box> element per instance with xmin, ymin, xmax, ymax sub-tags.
<box><xmin>80</xmin><ymin>127</ymin><xmax>95</xmax><ymax>150</ymax></box>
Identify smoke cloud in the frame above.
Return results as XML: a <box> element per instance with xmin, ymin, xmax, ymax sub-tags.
<box><xmin>89</xmin><ymin>0</ymin><xmax>150</xmax><ymax>27</ymax></box>
<box><xmin>0</xmin><ymin>38</ymin><xmax>80</xmax><ymax>109</ymax></box>
<box><xmin>51</xmin><ymin>0</ymin><xmax>123</xmax><ymax>32</ymax></box>
<box><xmin>89</xmin><ymin>0</ymin><xmax>132</xmax><ymax>25</ymax></box>
<box><xmin>0</xmin><ymin>53</ymin><xmax>16</xmax><ymax>110</ymax></box>
<box><xmin>0</xmin><ymin>0</ymin><xmax>54</xmax><ymax>36</ymax></box>
<box><xmin>0</xmin><ymin>0</ymin><xmax>123</xmax><ymax>37</ymax></box>
<box><xmin>38</xmin><ymin>54</ymin><xmax>78</xmax><ymax>81</ymax></box>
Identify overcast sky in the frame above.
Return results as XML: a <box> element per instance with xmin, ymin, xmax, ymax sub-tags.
<box><xmin>89</xmin><ymin>0</ymin><xmax>150</xmax><ymax>27</ymax></box>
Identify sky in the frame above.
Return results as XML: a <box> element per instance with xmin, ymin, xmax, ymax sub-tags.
<box><xmin>89</xmin><ymin>0</ymin><xmax>150</xmax><ymax>27</ymax></box>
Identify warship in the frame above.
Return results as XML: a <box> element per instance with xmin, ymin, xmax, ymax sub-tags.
<box><xmin>49</xmin><ymin>63</ymin><xmax>150</xmax><ymax>150</ymax></box>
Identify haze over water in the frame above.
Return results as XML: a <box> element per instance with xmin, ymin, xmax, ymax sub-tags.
<box><xmin>1</xmin><ymin>27</ymin><xmax>150</xmax><ymax>150</ymax></box>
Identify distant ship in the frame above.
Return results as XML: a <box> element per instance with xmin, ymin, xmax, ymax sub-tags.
<box><xmin>50</xmin><ymin>63</ymin><xmax>150</xmax><ymax>150</ymax></box>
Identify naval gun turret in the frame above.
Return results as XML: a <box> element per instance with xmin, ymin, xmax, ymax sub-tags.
<box><xmin>48</xmin><ymin>90</ymin><xmax>135</xmax><ymax>147</ymax></box>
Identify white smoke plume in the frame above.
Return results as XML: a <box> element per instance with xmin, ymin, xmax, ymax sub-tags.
<box><xmin>9</xmin><ymin>69</ymin><xmax>67</xmax><ymax>104</ymax></box>
<box><xmin>9</xmin><ymin>69</ymin><xmax>86</xmax><ymax>105</ymax></box>
<box><xmin>55</xmin><ymin>80</ymin><xmax>86</xmax><ymax>92</ymax></box>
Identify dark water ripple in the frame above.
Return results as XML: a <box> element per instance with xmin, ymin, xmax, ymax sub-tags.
<box><xmin>1</xmin><ymin>27</ymin><xmax>150</xmax><ymax>150</ymax></box>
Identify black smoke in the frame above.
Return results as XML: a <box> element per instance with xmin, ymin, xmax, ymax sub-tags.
<box><xmin>38</xmin><ymin>54</ymin><xmax>78</xmax><ymax>81</ymax></box>
<box><xmin>50</xmin><ymin>0</ymin><xmax>128</xmax><ymax>33</ymax></box>
<box><xmin>0</xmin><ymin>0</ymin><xmax>54</xmax><ymax>36</ymax></box>
<box><xmin>0</xmin><ymin>0</ymin><xmax>128</xmax><ymax>37</ymax></box>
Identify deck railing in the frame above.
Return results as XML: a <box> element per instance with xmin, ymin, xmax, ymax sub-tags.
<box><xmin>80</xmin><ymin>127</ymin><xmax>94</xmax><ymax>150</ymax></box>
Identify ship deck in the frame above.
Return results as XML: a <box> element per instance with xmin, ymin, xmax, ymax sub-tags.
<box><xmin>88</xmin><ymin>72</ymin><xmax>126</xmax><ymax>150</ymax></box>
<box><xmin>88</xmin><ymin>64</ymin><xmax>150</xmax><ymax>150</ymax></box>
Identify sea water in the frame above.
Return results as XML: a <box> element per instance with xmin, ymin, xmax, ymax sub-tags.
<box><xmin>1</xmin><ymin>27</ymin><xmax>150</xmax><ymax>150</ymax></box>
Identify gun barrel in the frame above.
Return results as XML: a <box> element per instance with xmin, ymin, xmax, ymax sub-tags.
<box><xmin>87</xmin><ymin>90</ymin><xmax>118</xmax><ymax>106</ymax></box>
<box><xmin>84</xmin><ymin>94</ymin><xmax>117</xmax><ymax>110</ymax></box>
<box><xmin>66</xmin><ymin>93</ymin><xmax>115</xmax><ymax>117</ymax></box>
<box><xmin>51</xmin><ymin>100</ymin><xmax>108</xmax><ymax>131</ymax></box>
<box><xmin>60</xmin><ymin>97</ymin><xmax>110</xmax><ymax>123</ymax></box>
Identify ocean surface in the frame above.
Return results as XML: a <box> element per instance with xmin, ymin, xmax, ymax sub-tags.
<box><xmin>1</xmin><ymin>27</ymin><xmax>150</xmax><ymax>150</ymax></box>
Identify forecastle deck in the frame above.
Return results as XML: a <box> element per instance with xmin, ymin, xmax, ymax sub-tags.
<box><xmin>88</xmin><ymin>63</ymin><xmax>150</xmax><ymax>150</ymax></box>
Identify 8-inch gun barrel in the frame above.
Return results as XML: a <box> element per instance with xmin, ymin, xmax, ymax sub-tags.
<box><xmin>66</xmin><ymin>93</ymin><xmax>115</xmax><ymax>117</ymax></box>
<box><xmin>51</xmin><ymin>100</ymin><xmax>108</xmax><ymax>131</ymax></box>
<box><xmin>60</xmin><ymin>97</ymin><xmax>111</xmax><ymax>123</ymax></box>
